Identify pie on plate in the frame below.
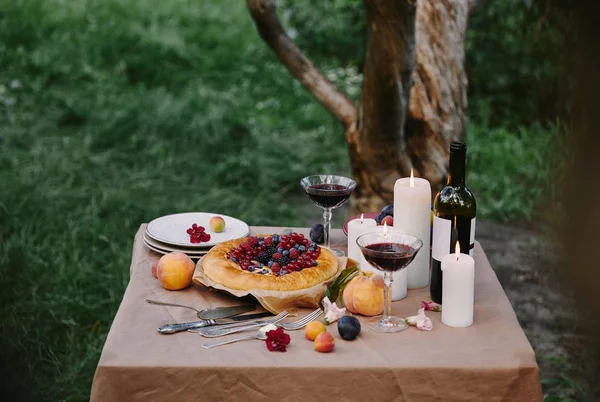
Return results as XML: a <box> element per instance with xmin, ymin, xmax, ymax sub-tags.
<box><xmin>201</xmin><ymin>233</ymin><xmax>338</xmax><ymax>292</ymax></box>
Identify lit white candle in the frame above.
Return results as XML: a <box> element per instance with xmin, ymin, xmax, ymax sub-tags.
<box><xmin>441</xmin><ymin>242</ymin><xmax>475</xmax><ymax>328</ymax></box>
<box><xmin>393</xmin><ymin>169</ymin><xmax>431</xmax><ymax>289</ymax></box>
<box><xmin>347</xmin><ymin>214</ymin><xmax>377</xmax><ymax>273</ymax></box>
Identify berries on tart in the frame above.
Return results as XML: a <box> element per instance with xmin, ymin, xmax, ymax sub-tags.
<box><xmin>225</xmin><ymin>233</ymin><xmax>321</xmax><ymax>276</ymax></box>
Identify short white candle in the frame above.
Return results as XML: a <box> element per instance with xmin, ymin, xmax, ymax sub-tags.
<box><xmin>393</xmin><ymin>170</ymin><xmax>432</xmax><ymax>289</ymax></box>
<box><xmin>441</xmin><ymin>242</ymin><xmax>475</xmax><ymax>328</ymax></box>
<box><xmin>347</xmin><ymin>214</ymin><xmax>377</xmax><ymax>273</ymax></box>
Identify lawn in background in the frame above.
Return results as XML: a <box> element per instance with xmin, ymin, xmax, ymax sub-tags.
<box><xmin>0</xmin><ymin>0</ymin><xmax>567</xmax><ymax>400</ymax></box>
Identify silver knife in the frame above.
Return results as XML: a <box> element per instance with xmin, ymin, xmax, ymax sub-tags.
<box><xmin>145</xmin><ymin>299</ymin><xmax>256</xmax><ymax>319</ymax></box>
<box><xmin>157</xmin><ymin>311</ymin><xmax>273</xmax><ymax>334</ymax></box>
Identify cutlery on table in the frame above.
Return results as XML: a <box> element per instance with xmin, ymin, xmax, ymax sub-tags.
<box><xmin>145</xmin><ymin>298</ymin><xmax>256</xmax><ymax>319</ymax></box>
<box><xmin>201</xmin><ymin>324</ymin><xmax>278</xmax><ymax>349</ymax></box>
<box><xmin>196</xmin><ymin>308</ymin><xmax>322</xmax><ymax>338</ymax></box>
<box><xmin>157</xmin><ymin>311</ymin><xmax>275</xmax><ymax>334</ymax></box>
<box><xmin>189</xmin><ymin>310</ymin><xmax>290</xmax><ymax>335</ymax></box>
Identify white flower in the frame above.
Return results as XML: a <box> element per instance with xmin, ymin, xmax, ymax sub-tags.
<box><xmin>322</xmin><ymin>297</ymin><xmax>346</xmax><ymax>325</ymax></box>
<box><xmin>405</xmin><ymin>308</ymin><xmax>433</xmax><ymax>331</ymax></box>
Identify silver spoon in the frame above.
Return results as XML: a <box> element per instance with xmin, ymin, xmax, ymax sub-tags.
<box><xmin>201</xmin><ymin>324</ymin><xmax>278</xmax><ymax>349</ymax></box>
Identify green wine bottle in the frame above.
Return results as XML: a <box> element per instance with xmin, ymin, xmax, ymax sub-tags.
<box><xmin>430</xmin><ymin>142</ymin><xmax>477</xmax><ymax>304</ymax></box>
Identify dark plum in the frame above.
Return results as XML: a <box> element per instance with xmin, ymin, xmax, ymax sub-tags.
<box><xmin>381</xmin><ymin>204</ymin><xmax>394</xmax><ymax>217</ymax></box>
<box><xmin>375</xmin><ymin>213</ymin><xmax>385</xmax><ymax>225</ymax></box>
<box><xmin>337</xmin><ymin>316</ymin><xmax>361</xmax><ymax>340</ymax></box>
<box><xmin>310</xmin><ymin>224</ymin><xmax>325</xmax><ymax>244</ymax></box>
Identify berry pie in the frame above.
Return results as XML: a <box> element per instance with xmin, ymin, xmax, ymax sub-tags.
<box><xmin>202</xmin><ymin>233</ymin><xmax>338</xmax><ymax>291</ymax></box>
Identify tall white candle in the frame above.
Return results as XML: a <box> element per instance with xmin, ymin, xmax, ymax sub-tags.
<box><xmin>441</xmin><ymin>242</ymin><xmax>475</xmax><ymax>328</ymax></box>
<box><xmin>347</xmin><ymin>214</ymin><xmax>377</xmax><ymax>273</ymax></box>
<box><xmin>393</xmin><ymin>170</ymin><xmax>431</xmax><ymax>289</ymax></box>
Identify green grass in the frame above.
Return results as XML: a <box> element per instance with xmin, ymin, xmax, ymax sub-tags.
<box><xmin>467</xmin><ymin>121</ymin><xmax>565</xmax><ymax>222</ymax></box>
<box><xmin>0</xmin><ymin>0</ymin><xmax>569</xmax><ymax>400</ymax></box>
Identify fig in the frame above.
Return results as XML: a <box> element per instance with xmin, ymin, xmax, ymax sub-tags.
<box><xmin>310</xmin><ymin>224</ymin><xmax>324</xmax><ymax>244</ymax></box>
<box><xmin>337</xmin><ymin>316</ymin><xmax>361</xmax><ymax>340</ymax></box>
<box><xmin>381</xmin><ymin>204</ymin><xmax>394</xmax><ymax>217</ymax></box>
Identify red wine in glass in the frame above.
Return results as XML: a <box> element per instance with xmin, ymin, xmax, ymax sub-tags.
<box><xmin>300</xmin><ymin>175</ymin><xmax>357</xmax><ymax>257</ymax></box>
<box><xmin>356</xmin><ymin>231</ymin><xmax>423</xmax><ymax>333</ymax></box>
<box><xmin>362</xmin><ymin>242</ymin><xmax>418</xmax><ymax>272</ymax></box>
<box><xmin>305</xmin><ymin>184</ymin><xmax>353</xmax><ymax>209</ymax></box>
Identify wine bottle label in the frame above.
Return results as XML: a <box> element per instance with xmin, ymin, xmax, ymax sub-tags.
<box><xmin>432</xmin><ymin>216</ymin><xmax>476</xmax><ymax>261</ymax></box>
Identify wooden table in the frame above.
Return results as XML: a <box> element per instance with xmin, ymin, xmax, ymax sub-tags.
<box><xmin>90</xmin><ymin>225</ymin><xmax>543</xmax><ymax>402</ymax></box>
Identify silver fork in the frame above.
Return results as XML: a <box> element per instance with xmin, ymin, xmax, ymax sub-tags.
<box><xmin>196</xmin><ymin>308</ymin><xmax>323</xmax><ymax>338</ymax></box>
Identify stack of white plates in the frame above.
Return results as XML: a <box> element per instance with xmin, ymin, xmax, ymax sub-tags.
<box><xmin>144</xmin><ymin>212</ymin><xmax>250</xmax><ymax>258</ymax></box>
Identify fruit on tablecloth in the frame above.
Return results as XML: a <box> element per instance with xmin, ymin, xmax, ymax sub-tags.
<box><xmin>375</xmin><ymin>213</ymin><xmax>385</xmax><ymax>225</ymax></box>
<box><xmin>342</xmin><ymin>274</ymin><xmax>384</xmax><ymax>316</ymax></box>
<box><xmin>314</xmin><ymin>332</ymin><xmax>335</xmax><ymax>353</ymax></box>
<box><xmin>305</xmin><ymin>320</ymin><xmax>327</xmax><ymax>341</ymax></box>
<box><xmin>381</xmin><ymin>204</ymin><xmax>394</xmax><ymax>217</ymax></box>
<box><xmin>337</xmin><ymin>316</ymin><xmax>361</xmax><ymax>340</ymax></box>
<box><xmin>151</xmin><ymin>260</ymin><xmax>159</xmax><ymax>278</ymax></box>
<box><xmin>310</xmin><ymin>224</ymin><xmax>324</xmax><ymax>244</ymax></box>
<box><xmin>209</xmin><ymin>216</ymin><xmax>226</xmax><ymax>233</ymax></box>
<box><xmin>157</xmin><ymin>252</ymin><xmax>195</xmax><ymax>290</ymax></box>
<box><xmin>381</xmin><ymin>215</ymin><xmax>393</xmax><ymax>226</ymax></box>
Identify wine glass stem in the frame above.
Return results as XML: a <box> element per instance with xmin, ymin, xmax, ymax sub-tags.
<box><xmin>383</xmin><ymin>272</ymin><xmax>393</xmax><ymax>322</ymax></box>
<box><xmin>322</xmin><ymin>208</ymin><xmax>332</xmax><ymax>249</ymax></box>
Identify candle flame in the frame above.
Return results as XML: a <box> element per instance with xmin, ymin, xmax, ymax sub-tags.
<box><xmin>360</xmin><ymin>213</ymin><xmax>364</xmax><ymax>223</ymax></box>
<box><xmin>410</xmin><ymin>169</ymin><xmax>415</xmax><ymax>187</ymax></box>
<box><xmin>383</xmin><ymin>221</ymin><xmax>388</xmax><ymax>235</ymax></box>
<box><xmin>455</xmin><ymin>241</ymin><xmax>460</xmax><ymax>260</ymax></box>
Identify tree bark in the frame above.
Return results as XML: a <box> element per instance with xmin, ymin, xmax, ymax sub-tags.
<box><xmin>346</xmin><ymin>0</ymin><xmax>417</xmax><ymax>213</ymax></box>
<box><xmin>246</xmin><ymin>0</ymin><xmax>470</xmax><ymax>213</ymax></box>
<box><xmin>349</xmin><ymin>0</ymin><xmax>470</xmax><ymax>212</ymax></box>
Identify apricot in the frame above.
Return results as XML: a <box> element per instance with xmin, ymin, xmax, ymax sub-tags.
<box><xmin>209</xmin><ymin>216</ymin><xmax>226</xmax><ymax>233</ymax></box>
<box><xmin>151</xmin><ymin>260</ymin><xmax>159</xmax><ymax>278</ymax></box>
<box><xmin>305</xmin><ymin>320</ymin><xmax>327</xmax><ymax>341</ymax></box>
<box><xmin>314</xmin><ymin>332</ymin><xmax>335</xmax><ymax>353</ymax></box>
<box><xmin>342</xmin><ymin>274</ymin><xmax>384</xmax><ymax>316</ymax></box>
<box><xmin>157</xmin><ymin>252</ymin><xmax>195</xmax><ymax>290</ymax></box>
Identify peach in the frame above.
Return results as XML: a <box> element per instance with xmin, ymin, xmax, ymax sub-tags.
<box><xmin>209</xmin><ymin>216</ymin><xmax>226</xmax><ymax>233</ymax></box>
<box><xmin>314</xmin><ymin>332</ymin><xmax>335</xmax><ymax>353</ymax></box>
<box><xmin>342</xmin><ymin>274</ymin><xmax>384</xmax><ymax>316</ymax></box>
<box><xmin>156</xmin><ymin>252</ymin><xmax>195</xmax><ymax>290</ymax></box>
<box><xmin>151</xmin><ymin>260</ymin><xmax>159</xmax><ymax>278</ymax></box>
<box><xmin>305</xmin><ymin>320</ymin><xmax>327</xmax><ymax>341</ymax></box>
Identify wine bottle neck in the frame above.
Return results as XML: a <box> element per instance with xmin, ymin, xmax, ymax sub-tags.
<box><xmin>447</xmin><ymin>143</ymin><xmax>466</xmax><ymax>186</ymax></box>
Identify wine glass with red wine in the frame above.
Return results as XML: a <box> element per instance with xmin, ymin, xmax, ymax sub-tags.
<box><xmin>356</xmin><ymin>230</ymin><xmax>423</xmax><ymax>333</ymax></box>
<box><xmin>300</xmin><ymin>175</ymin><xmax>357</xmax><ymax>256</ymax></box>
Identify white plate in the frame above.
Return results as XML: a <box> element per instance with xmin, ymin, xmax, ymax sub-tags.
<box><xmin>146</xmin><ymin>212</ymin><xmax>249</xmax><ymax>247</ymax></box>
<box><xmin>143</xmin><ymin>238</ymin><xmax>208</xmax><ymax>258</ymax></box>
<box><xmin>143</xmin><ymin>232</ymin><xmax>211</xmax><ymax>254</ymax></box>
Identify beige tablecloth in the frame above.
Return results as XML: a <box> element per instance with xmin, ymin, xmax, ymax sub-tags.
<box><xmin>90</xmin><ymin>225</ymin><xmax>542</xmax><ymax>402</ymax></box>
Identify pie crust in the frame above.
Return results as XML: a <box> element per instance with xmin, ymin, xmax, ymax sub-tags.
<box><xmin>202</xmin><ymin>236</ymin><xmax>338</xmax><ymax>291</ymax></box>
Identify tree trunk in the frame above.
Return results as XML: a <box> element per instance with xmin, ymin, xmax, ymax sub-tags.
<box><xmin>246</xmin><ymin>0</ymin><xmax>471</xmax><ymax>214</ymax></box>
<box><xmin>348</xmin><ymin>0</ymin><xmax>469</xmax><ymax>213</ymax></box>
